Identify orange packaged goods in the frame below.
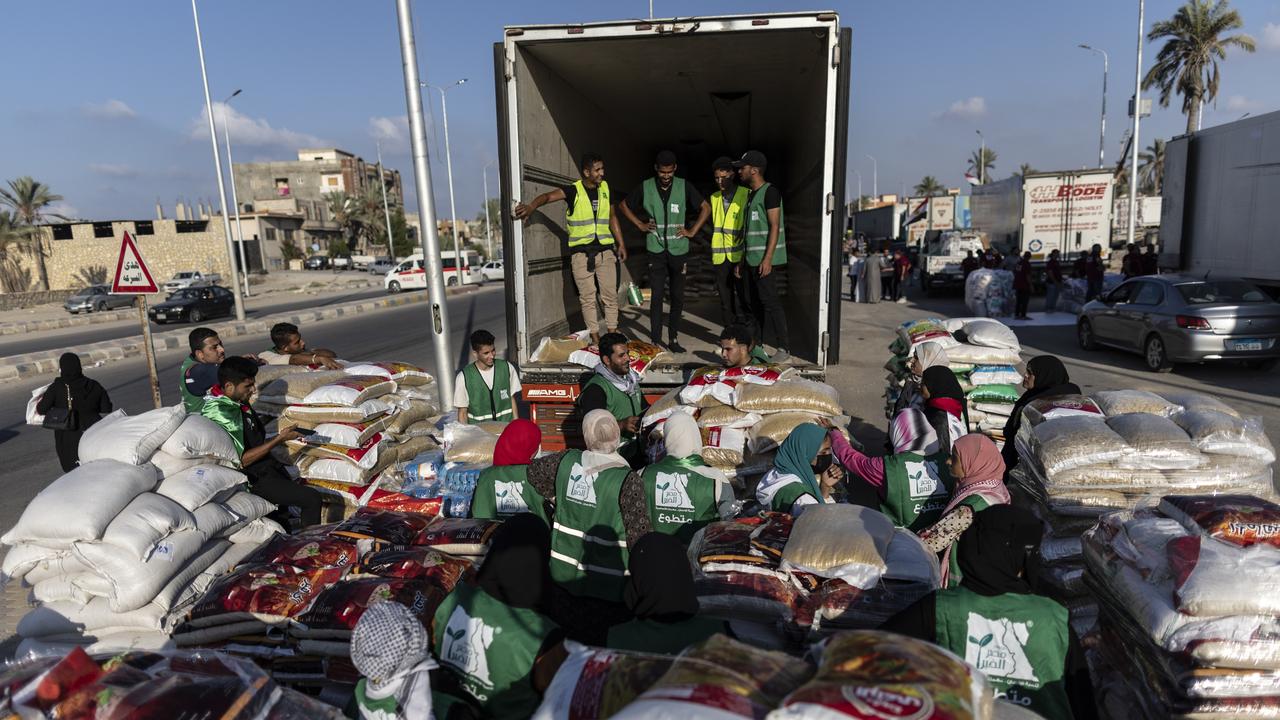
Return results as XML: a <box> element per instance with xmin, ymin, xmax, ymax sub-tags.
<box><xmin>330</xmin><ymin>507</ymin><xmax>435</xmax><ymax>547</ymax></box>
<box><xmin>239</xmin><ymin>535</ymin><xmax>358</xmax><ymax>571</ymax></box>
<box><xmin>627</xmin><ymin>340</ymin><xmax>670</xmax><ymax>375</ymax></box>
<box><xmin>772</xmin><ymin>630</ymin><xmax>990</xmax><ymax>720</ymax></box>
<box><xmin>1159</xmin><ymin>494</ymin><xmax>1280</xmax><ymax>549</ymax></box>
<box><xmin>295</xmin><ymin>576</ymin><xmax>447</xmax><ymax>640</ymax></box>
<box><xmin>184</xmin><ymin>564</ymin><xmax>346</xmax><ymax>628</ymax></box>
<box><xmin>362</xmin><ymin>489</ymin><xmax>443</xmax><ymax>517</ymax></box>
<box><xmin>413</xmin><ymin>518</ymin><xmax>501</xmax><ymax>557</ymax></box>
<box><xmin>359</xmin><ymin>547</ymin><xmax>473</xmax><ymax>588</ymax></box>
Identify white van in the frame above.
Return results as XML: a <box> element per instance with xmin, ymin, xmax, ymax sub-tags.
<box><xmin>384</xmin><ymin>250</ymin><xmax>485</xmax><ymax>293</ymax></box>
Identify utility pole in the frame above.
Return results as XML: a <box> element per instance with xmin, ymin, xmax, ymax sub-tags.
<box><xmin>376</xmin><ymin>140</ymin><xmax>395</xmax><ymax>256</ymax></box>
<box><xmin>1127</xmin><ymin>0</ymin><xmax>1145</xmax><ymax>249</ymax></box>
<box><xmin>221</xmin><ymin>89</ymin><xmax>252</xmax><ymax>297</ymax></box>
<box><xmin>396</xmin><ymin>0</ymin><xmax>455</xmax><ymax>405</ymax></box>
<box><xmin>1079</xmin><ymin>45</ymin><xmax>1108</xmax><ymax>168</ymax></box>
<box><xmin>423</xmin><ymin>79</ymin><xmax>468</xmax><ymax>285</ymax></box>
<box><xmin>191</xmin><ymin>0</ymin><xmax>245</xmax><ymax>321</ymax></box>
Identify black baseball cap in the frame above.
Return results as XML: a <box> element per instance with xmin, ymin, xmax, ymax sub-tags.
<box><xmin>733</xmin><ymin>150</ymin><xmax>767</xmax><ymax>170</ymax></box>
<box><xmin>712</xmin><ymin>156</ymin><xmax>734</xmax><ymax>171</ymax></box>
<box><xmin>654</xmin><ymin>150</ymin><xmax>678</xmax><ymax>166</ymax></box>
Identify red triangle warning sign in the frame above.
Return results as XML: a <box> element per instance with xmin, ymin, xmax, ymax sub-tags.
<box><xmin>111</xmin><ymin>231</ymin><xmax>159</xmax><ymax>294</ymax></box>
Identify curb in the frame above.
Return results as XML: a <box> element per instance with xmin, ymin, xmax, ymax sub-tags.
<box><xmin>0</xmin><ymin>284</ymin><xmax>485</xmax><ymax>382</ymax></box>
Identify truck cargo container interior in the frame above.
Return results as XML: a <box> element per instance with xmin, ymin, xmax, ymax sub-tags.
<box><xmin>497</xmin><ymin>16</ymin><xmax>846</xmax><ymax>368</ymax></box>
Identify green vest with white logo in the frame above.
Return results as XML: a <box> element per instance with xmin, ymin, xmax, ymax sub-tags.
<box><xmin>642</xmin><ymin>455</ymin><xmax>719</xmax><ymax>544</ymax></box>
<box><xmin>710</xmin><ymin>186</ymin><xmax>748</xmax><ymax>264</ymax></box>
<box><xmin>432</xmin><ymin>582</ymin><xmax>558</xmax><ymax>720</ymax></box>
<box><xmin>462</xmin><ymin>359</ymin><xmax>514</xmax><ymax>424</ymax></box>
<box><xmin>566</xmin><ymin>180</ymin><xmax>614</xmax><ymax>248</ymax></box>
<box><xmin>179</xmin><ymin>355</ymin><xmax>206</xmax><ymax>413</ymax></box>
<box><xmin>744</xmin><ymin>182</ymin><xmax>787</xmax><ymax>267</ymax></box>
<box><xmin>935</xmin><ymin>586</ymin><xmax>1073</xmax><ymax>720</ymax></box>
<box><xmin>766</xmin><ymin>474</ymin><xmax>822</xmax><ymax>514</ymax></box>
<box><xmin>880</xmin><ymin>452</ymin><xmax>954</xmax><ymax>531</ymax></box>
<box><xmin>642</xmin><ymin>177</ymin><xmax>689</xmax><ymax>256</ymax></box>
<box><xmin>550</xmin><ymin>449</ymin><xmax>631</xmax><ymax>601</ymax></box>
<box><xmin>581</xmin><ymin>374</ymin><xmax>642</xmax><ymax>453</ymax></box>
<box><xmin>471</xmin><ymin>464</ymin><xmax>548</xmax><ymax>524</ymax></box>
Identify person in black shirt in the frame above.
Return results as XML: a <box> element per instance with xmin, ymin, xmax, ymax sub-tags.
<box><xmin>618</xmin><ymin>151</ymin><xmax>709</xmax><ymax>354</ymax></box>
<box><xmin>37</xmin><ymin>353</ymin><xmax>112</xmax><ymax>472</ymax></box>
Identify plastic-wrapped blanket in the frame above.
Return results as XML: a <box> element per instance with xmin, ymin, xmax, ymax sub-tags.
<box><xmin>965</xmin><ymin>269</ymin><xmax>1015</xmax><ymax>318</ymax></box>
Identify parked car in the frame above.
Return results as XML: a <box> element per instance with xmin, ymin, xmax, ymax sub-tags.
<box><xmin>162</xmin><ymin>270</ymin><xmax>220</xmax><ymax>293</ymax></box>
<box><xmin>148</xmin><ymin>286</ymin><xmax>236</xmax><ymax>325</ymax></box>
<box><xmin>64</xmin><ymin>285</ymin><xmax>136</xmax><ymax>314</ymax></box>
<box><xmin>1078</xmin><ymin>275</ymin><xmax>1280</xmax><ymax>372</ymax></box>
<box><xmin>304</xmin><ymin>255</ymin><xmax>329</xmax><ymax>270</ymax></box>
<box><xmin>367</xmin><ymin>257</ymin><xmax>395</xmax><ymax>275</ymax></box>
<box><xmin>480</xmin><ymin>260</ymin><xmax>505</xmax><ymax>282</ymax></box>
<box><xmin>331</xmin><ymin>254</ymin><xmax>353</xmax><ymax>270</ymax></box>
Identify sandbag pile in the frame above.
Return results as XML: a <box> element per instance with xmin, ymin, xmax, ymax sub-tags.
<box><xmin>643</xmin><ymin>365</ymin><xmax>844</xmax><ymax>477</ymax></box>
<box><xmin>884</xmin><ymin>318</ymin><xmax>1023</xmax><ymax>445</ymax></box>
<box><xmin>0</xmin><ymin>646</ymin><xmax>345</xmax><ymax>718</ymax></box>
<box><xmin>1082</xmin><ymin>495</ymin><xmax>1280</xmax><ymax>718</ymax></box>
<box><xmin>1</xmin><ymin>407</ymin><xmax>282</xmax><ymax>657</ymax></box>
<box><xmin>965</xmin><ymin>269</ymin><xmax>1015</xmax><ymax>318</ymax></box>
<box><xmin>689</xmin><ymin>506</ymin><xmax>940</xmax><ymax>649</ymax></box>
<box><xmin>1009</xmin><ymin>388</ymin><xmax>1276</xmax><ymax>635</ymax></box>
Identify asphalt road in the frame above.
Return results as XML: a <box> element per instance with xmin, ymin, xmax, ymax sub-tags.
<box><xmin>0</xmin><ymin>286</ymin><xmax>389</xmax><ymax>358</ymax></box>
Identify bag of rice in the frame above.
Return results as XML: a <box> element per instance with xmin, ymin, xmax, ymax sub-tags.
<box><xmin>1032</xmin><ymin>416</ymin><xmax>1130</xmax><ymax>476</ymax></box>
<box><xmin>943</xmin><ymin>343</ymin><xmax>1021</xmax><ymax>366</ymax></box>
<box><xmin>442</xmin><ymin>422</ymin><xmax>500</xmax><ymax>464</ymax></box>
<box><xmin>701</xmin><ymin>426</ymin><xmax>747</xmax><ymax>468</ymax></box>
<box><xmin>282</xmin><ymin>399</ymin><xmax>393</xmax><ymax>425</ymax></box>
<box><xmin>1106</xmin><ymin>413</ymin><xmax>1203</xmax><ymax>470</ymax></box>
<box><xmin>1094</xmin><ymin>389</ymin><xmax>1181</xmax><ymax>417</ymax></box>
<box><xmin>343</xmin><ymin>361</ymin><xmax>433</xmax><ymax>386</ymax></box>
<box><xmin>680</xmin><ymin>374</ymin><xmax>738</xmax><ymax>407</ymax></box>
<box><xmin>531</xmin><ymin>335</ymin><xmax>588</xmax><ymax>363</ymax></box>
<box><xmin>967</xmin><ymin>384</ymin><xmax>1020</xmax><ymax>404</ymax></box>
<box><xmin>293</xmin><ymin>417</ymin><xmax>390</xmax><ymax>449</ymax></box>
<box><xmin>780</xmin><ymin>505</ymin><xmax>893</xmax><ymax>588</ymax></box>
<box><xmin>159</xmin><ymin>414</ymin><xmax>240</xmax><ymax>465</ymax></box>
<box><xmin>78</xmin><ymin>406</ymin><xmax>186</xmax><ymax>466</ymax></box>
<box><xmin>255</xmin><ymin>370</ymin><xmax>348</xmax><ymax>405</ymax></box>
<box><xmin>747</xmin><ymin>412</ymin><xmax>823</xmax><ymax>454</ymax></box>
<box><xmin>301</xmin><ymin>454</ymin><xmax>396</xmax><ymax>486</ymax></box>
<box><xmin>642</xmin><ymin>388</ymin><xmax>686</xmax><ymax>429</ymax></box>
<box><xmin>1172</xmin><ymin>410</ymin><xmax>1276</xmax><ymax>462</ymax></box>
<box><xmin>287</xmin><ymin>433</ymin><xmax>387</xmax><ymax>470</ymax></box>
<box><xmin>897</xmin><ymin>318</ymin><xmax>958</xmax><ymax>349</ymax></box>
<box><xmin>960</xmin><ymin>318</ymin><xmax>1021</xmax><ymax>350</ymax></box>
<box><xmin>1022</xmin><ymin>395</ymin><xmax>1103</xmax><ymax>426</ymax></box>
<box><xmin>299</xmin><ymin>376</ymin><xmax>395</xmax><ymax>406</ymax></box>
<box><xmin>2</xmin><ymin>461</ymin><xmax>158</xmax><ymax>548</ymax></box>
<box><xmin>1157</xmin><ymin>389</ymin><xmax>1242</xmax><ymax>418</ymax></box>
<box><xmin>533</xmin><ymin>644</ymin><xmax>675</xmax><ymax>720</ymax></box>
<box><xmin>734</xmin><ymin>379</ymin><xmax>842</xmax><ymax>416</ymax></box>
<box><xmin>97</xmin><ymin>493</ymin><xmax>198</xmax><ymax>560</ymax></box>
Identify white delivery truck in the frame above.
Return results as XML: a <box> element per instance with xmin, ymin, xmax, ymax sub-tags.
<box><xmin>970</xmin><ymin>169</ymin><xmax>1115</xmax><ymax>266</ymax></box>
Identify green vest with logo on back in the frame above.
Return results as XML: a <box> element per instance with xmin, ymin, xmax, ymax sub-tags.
<box><xmin>642</xmin><ymin>455</ymin><xmax>719</xmax><ymax>544</ymax></box>
<box><xmin>934</xmin><ymin>586</ymin><xmax>1073</xmax><ymax>720</ymax></box>
<box><xmin>582</xmin><ymin>374</ymin><xmax>642</xmax><ymax>452</ymax></box>
<box><xmin>880</xmin><ymin>451</ymin><xmax>954</xmax><ymax>531</ymax></box>
<box><xmin>642</xmin><ymin>177</ymin><xmax>689</xmax><ymax>256</ymax></box>
<box><xmin>550</xmin><ymin>449</ymin><xmax>631</xmax><ymax>601</ymax></box>
<box><xmin>566</xmin><ymin>180</ymin><xmax>614</xmax><ymax>248</ymax></box>
<box><xmin>432</xmin><ymin>581</ymin><xmax>558</xmax><ymax>720</ymax></box>
<box><xmin>744</xmin><ymin>182</ymin><xmax>787</xmax><ymax>267</ymax></box>
<box><xmin>179</xmin><ymin>355</ymin><xmax>206</xmax><ymax>413</ymax></box>
<box><xmin>471</xmin><ymin>464</ymin><xmax>548</xmax><ymax>523</ymax></box>
<box><xmin>462</xmin><ymin>359</ymin><xmax>514</xmax><ymax>424</ymax></box>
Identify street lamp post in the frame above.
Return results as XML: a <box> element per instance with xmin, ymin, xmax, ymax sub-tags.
<box><xmin>422</xmin><ymin>79</ymin><xmax>467</xmax><ymax>285</ymax></box>
<box><xmin>482</xmin><ymin>161</ymin><xmax>495</xmax><ymax>261</ymax></box>
<box><xmin>975</xmin><ymin>130</ymin><xmax>985</xmax><ymax>184</ymax></box>
<box><xmin>376</xmin><ymin>140</ymin><xmax>395</xmax><ymax>257</ymax></box>
<box><xmin>1127</xmin><ymin>0</ymin><xmax>1145</xmax><ymax>249</ymax></box>
<box><xmin>864</xmin><ymin>155</ymin><xmax>877</xmax><ymax>199</ymax></box>
<box><xmin>1079</xmin><ymin>44</ymin><xmax>1109</xmax><ymax>168</ymax></box>
<box><xmin>190</xmin><ymin>0</ymin><xmax>245</xmax><ymax>321</ymax></box>
<box><xmin>855</xmin><ymin>171</ymin><xmax>862</xmax><ymax>211</ymax></box>
<box><xmin>221</xmin><ymin>89</ymin><xmax>252</xmax><ymax>297</ymax></box>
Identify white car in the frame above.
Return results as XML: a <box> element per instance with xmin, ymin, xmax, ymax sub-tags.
<box><xmin>383</xmin><ymin>258</ymin><xmax>484</xmax><ymax>292</ymax></box>
<box><xmin>480</xmin><ymin>261</ymin><xmax>505</xmax><ymax>282</ymax></box>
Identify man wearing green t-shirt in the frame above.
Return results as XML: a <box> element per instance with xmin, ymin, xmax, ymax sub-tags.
<box><xmin>453</xmin><ymin>329</ymin><xmax>522</xmax><ymax>425</ymax></box>
<box><xmin>618</xmin><ymin>150</ymin><xmax>709</xmax><ymax>354</ymax></box>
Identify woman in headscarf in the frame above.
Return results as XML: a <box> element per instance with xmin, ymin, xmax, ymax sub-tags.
<box><xmin>641</xmin><ymin>412</ymin><xmax>733</xmax><ymax>543</ymax></box>
<box><xmin>607</xmin><ymin>532</ymin><xmax>731</xmax><ymax>654</ymax></box>
<box><xmin>882</xmin><ymin>506</ymin><xmax>1096</xmax><ymax>720</ymax></box>
<box><xmin>350</xmin><ymin>600</ymin><xmax>439</xmax><ymax>720</ymax></box>
<box><xmin>919</xmin><ymin>365</ymin><xmax>968</xmax><ymax>454</ymax></box>
<box><xmin>892</xmin><ymin>341</ymin><xmax>950</xmax><ymax>417</ymax></box>
<box><xmin>526</xmin><ymin>409</ymin><xmax>651</xmax><ymax>640</ymax></box>
<box><xmin>472</xmin><ymin>419</ymin><xmax>549</xmax><ymax>522</ymax></box>
<box><xmin>755</xmin><ymin>423</ymin><xmax>843</xmax><ymax>515</ymax></box>
<box><xmin>430</xmin><ymin>513</ymin><xmax>566</xmax><ymax>720</ymax></box>
<box><xmin>36</xmin><ymin>352</ymin><xmax>112</xmax><ymax>472</ymax></box>
<box><xmin>1001</xmin><ymin>355</ymin><xmax>1079</xmax><ymax>471</ymax></box>
<box><xmin>821</xmin><ymin>408</ymin><xmax>953</xmax><ymax>531</ymax></box>
<box><xmin>918</xmin><ymin>434</ymin><xmax>1011</xmax><ymax>588</ymax></box>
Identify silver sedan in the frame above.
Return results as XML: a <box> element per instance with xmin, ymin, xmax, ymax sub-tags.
<box><xmin>1077</xmin><ymin>275</ymin><xmax>1280</xmax><ymax>372</ymax></box>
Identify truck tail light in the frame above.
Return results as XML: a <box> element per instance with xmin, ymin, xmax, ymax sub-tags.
<box><xmin>1176</xmin><ymin>315</ymin><xmax>1212</xmax><ymax>330</ymax></box>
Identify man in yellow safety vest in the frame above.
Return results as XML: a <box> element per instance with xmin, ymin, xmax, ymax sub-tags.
<box><xmin>709</xmin><ymin>156</ymin><xmax>748</xmax><ymax>326</ymax></box>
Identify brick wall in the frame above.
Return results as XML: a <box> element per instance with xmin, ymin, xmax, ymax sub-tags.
<box><xmin>34</xmin><ymin>220</ymin><xmax>234</xmax><ymax>291</ymax></box>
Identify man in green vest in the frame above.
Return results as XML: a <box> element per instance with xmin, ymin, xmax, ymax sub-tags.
<box><xmin>453</xmin><ymin>329</ymin><xmax>522</xmax><ymax>424</ymax></box>
<box><xmin>513</xmin><ymin>152</ymin><xmax>626</xmax><ymax>346</ymax></box>
<box><xmin>710</xmin><ymin>156</ymin><xmax>748</xmax><ymax>326</ymax></box>
<box><xmin>180</xmin><ymin>327</ymin><xmax>226</xmax><ymax>413</ymax></box>
<box><xmin>577</xmin><ymin>332</ymin><xmax>645</xmax><ymax>464</ymax></box>
<box><xmin>881</xmin><ymin>506</ymin><xmax>1095</xmax><ymax>720</ymax></box>
<box><xmin>618</xmin><ymin>150</ymin><xmax>709</xmax><ymax>354</ymax></box>
<box><xmin>735</xmin><ymin>150</ymin><xmax>791</xmax><ymax>362</ymax></box>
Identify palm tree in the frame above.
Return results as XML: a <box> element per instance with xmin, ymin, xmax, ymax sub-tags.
<box><xmin>324</xmin><ymin>191</ymin><xmax>359</xmax><ymax>251</ymax></box>
<box><xmin>0</xmin><ymin>177</ymin><xmax>67</xmax><ymax>290</ymax></box>
<box><xmin>0</xmin><ymin>211</ymin><xmax>34</xmax><ymax>292</ymax></box>
<box><xmin>913</xmin><ymin>176</ymin><xmax>945</xmax><ymax>197</ymax></box>
<box><xmin>1018</xmin><ymin>163</ymin><xmax>1036</xmax><ymax>178</ymax></box>
<box><xmin>1143</xmin><ymin>0</ymin><xmax>1255</xmax><ymax>134</ymax></box>
<box><xmin>1139</xmin><ymin>139</ymin><xmax>1167</xmax><ymax>194</ymax></box>
<box><xmin>967</xmin><ymin>148</ymin><xmax>997</xmax><ymax>184</ymax></box>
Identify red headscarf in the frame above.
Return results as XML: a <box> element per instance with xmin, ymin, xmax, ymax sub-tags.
<box><xmin>493</xmin><ymin>419</ymin><xmax>542</xmax><ymax>466</ymax></box>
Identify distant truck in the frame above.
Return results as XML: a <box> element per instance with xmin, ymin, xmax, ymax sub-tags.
<box><xmin>970</xmin><ymin>169</ymin><xmax>1115</xmax><ymax>265</ymax></box>
<box><xmin>920</xmin><ymin>230</ymin><xmax>990</xmax><ymax>292</ymax></box>
<box><xmin>1159</xmin><ymin>110</ymin><xmax>1280</xmax><ymax>296</ymax></box>
<box><xmin>163</xmin><ymin>270</ymin><xmax>220</xmax><ymax>293</ymax></box>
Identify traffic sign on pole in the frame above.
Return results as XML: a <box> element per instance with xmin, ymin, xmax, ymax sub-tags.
<box><xmin>111</xmin><ymin>232</ymin><xmax>163</xmax><ymax>408</ymax></box>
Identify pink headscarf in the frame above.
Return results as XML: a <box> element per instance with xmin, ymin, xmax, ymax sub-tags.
<box><xmin>938</xmin><ymin>433</ymin><xmax>1010</xmax><ymax>587</ymax></box>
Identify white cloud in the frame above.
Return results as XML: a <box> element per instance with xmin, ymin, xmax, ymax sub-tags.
<box><xmin>82</xmin><ymin>99</ymin><xmax>136</xmax><ymax>119</ymax></box>
<box><xmin>369</xmin><ymin>115</ymin><xmax>411</xmax><ymax>150</ymax></box>
<box><xmin>189</xmin><ymin>102</ymin><xmax>325</xmax><ymax>148</ymax></box>
<box><xmin>1226</xmin><ymin>95</ymin><xmax>1262</xmax><ymax>112</ymax></box>
<box><xmin>1262</xmin><ymin>22</ymin><xmax>1280</xmax><ymax>51</ymax></box>
<box><xmin>940</xmin><ymin>96</ymin><xmax>987</xmax><ymax>120</ymax></box>
<box><xmin>88</xmin><ymin>163</ymin><xmax>139</xmax><ymax>178</ymax></box>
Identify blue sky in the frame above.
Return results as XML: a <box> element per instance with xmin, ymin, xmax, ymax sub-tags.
<box><xmin>2</xmin><ymin>0</ymin><xmax>1277</xmax><ymax>222</ymax></box>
